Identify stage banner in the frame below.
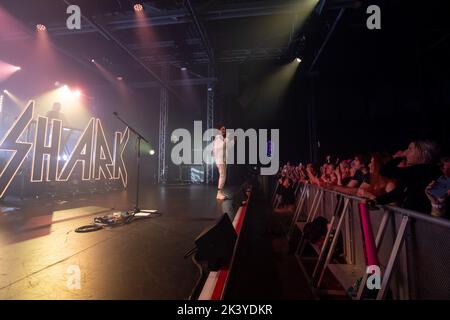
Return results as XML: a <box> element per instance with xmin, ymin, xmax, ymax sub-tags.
<box><xmin>0</xmin><ymin>101</ymin><xmax>130</xmax><ymax>198</ymax></box>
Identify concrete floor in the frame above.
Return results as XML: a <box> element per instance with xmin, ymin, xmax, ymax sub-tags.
<box><xmin>0</xmin><ymin>184</ymin><xmax>237</xmax><ymax>299</ymax></box>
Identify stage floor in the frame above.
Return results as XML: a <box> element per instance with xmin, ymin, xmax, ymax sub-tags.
<box><xmin>0</xmin><ymin>184</ymin><xmax>238</xmax><ymax>299</ymax></box>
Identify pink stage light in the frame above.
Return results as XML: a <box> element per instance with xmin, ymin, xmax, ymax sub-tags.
<box><xmin>134</xmin><ymin>3</ymin><xmax>144</xmax><ymax>12</ymax></box>
<box><xmin>36</xmin><ymin>24</ymin><xmax>46</xmax><ymax>32</ymax></box>
<box><xmin>36</xmin><ymin>24</ymin><xmax>46</xmax><ymax>31</ymax></box>
<box><xmin>0</xmin><ymin>60</ymin><xmax>21</xmax><ymax>82</ymax></box>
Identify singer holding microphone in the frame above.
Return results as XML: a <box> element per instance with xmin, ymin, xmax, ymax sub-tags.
<box><xmin>213</xmin><ymin>125</ymin><xmax>235</xmax><ymax>200</ymax></box>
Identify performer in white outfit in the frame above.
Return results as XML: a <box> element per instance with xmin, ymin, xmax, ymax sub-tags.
<box><xmin>213</xmin><ymin>125</ymin><xmax>234</xmax><ymax>200</ymax></box>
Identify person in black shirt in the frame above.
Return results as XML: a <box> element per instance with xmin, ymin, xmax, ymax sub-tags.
<box><xmin>376</xmin><ymin>140</ymin><xmax>441</xmax><ymax>214</ymax></box>
<box><xmin>46</xmin><ymin>102</ymin><xmax>69</xmax><ymax>127</ymax></box>
<box><xmin>333</xmin><ymin>154</ymin><xmax>370</xmax><ymax>195</ymax></box>
<box><xmin>274</xmin><ymin>177</ymin><xmax>296</xmax><ymax>213</ymax></box>
<box><xmin>357</xmin><ymin>152</ymin><xmax>397</xmax><ymax>200</ymax></box>
<box><xmin>351</xmin><ymin>169</ymin><xmax>371</xmax><ymax>186</ymax></box>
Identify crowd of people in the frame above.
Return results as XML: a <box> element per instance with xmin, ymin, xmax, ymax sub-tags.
<box><xmin>275</xmin><ymin>140</ymin><xmax>450</xmax><ymax>219</ymax></box>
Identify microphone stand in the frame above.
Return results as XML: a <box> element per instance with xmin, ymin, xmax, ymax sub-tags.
<box><xmin>113</xmin><ymin>112</ymin><xmax>157</xmax><ymax>215</ymax></box>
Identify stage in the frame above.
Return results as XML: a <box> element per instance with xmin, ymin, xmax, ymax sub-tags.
<box><xmin>0</xmin><ymin>184</ymin><xmax>239</xmax><ymax>299</ymax></box>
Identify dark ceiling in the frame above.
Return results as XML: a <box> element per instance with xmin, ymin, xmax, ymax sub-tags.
<box><xmin>0</xmin><ymin>0</ymin><xmax>355</xmax><ymax>87</ymax></box>
<box><xmin>1</xmin><ymin>0</ymin><xmax>449</xmax><ymax>160</ymax></box>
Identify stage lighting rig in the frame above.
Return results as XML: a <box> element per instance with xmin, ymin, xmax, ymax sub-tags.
<box><xmin>36</xmin><ymin>24</ymin><xmax>46</xmax><ymax>31</ymax></box>
<box><xmin>134</xmin><ymin>3</ymin><xmax>144</xmax><ymax>12</ymax></box>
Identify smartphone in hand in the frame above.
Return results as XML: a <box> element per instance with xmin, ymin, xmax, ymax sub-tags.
<box><xmin>427</xmin><ymin>176</ymin><xmax>450</xmax><ymax>199</ymax></box>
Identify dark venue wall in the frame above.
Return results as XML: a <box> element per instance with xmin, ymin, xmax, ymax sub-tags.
<box><xmin>309</xmin><ymin>0</ymin><xmax>450</xmax><ymax>160</ymax></box>
<box><xmin>218</xmin><ymin>0</ymin><xmax>449</xmax><ymax>164</ymax></box>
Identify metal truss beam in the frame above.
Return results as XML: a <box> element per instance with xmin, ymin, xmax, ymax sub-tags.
<box><xmin>185</xmin><ymin>0</ymin><xmax>217</xmax><ymax>76</ymax></box>
<box><xmin>2</xmin><ymin>1</ymin><xmax>355</xmax><ymax>41</ymax></box>
<box><xmin>205</xmin><ymin>66</ymin><xmax>215</xmax><ymax>184</ymax></box>
<box><xmin>130</xmin><ymin>77</ymin><xmax>217</xmax><ymax>88</ymax></box>
<box><xmin>138</xmin><ymin>46</ymin><xmax>288</xmax><ymax>65</ymax></box>
<box><xmin>309</xmin><ymin>8</ymin><xmax>345</xmax><ymax>72</ymax></box>
<box><xmin>158</xmin><ymin>65</ymin><xmax>169</xmax><ymax>184</ymax></box>
<box><xmin>60</xmin><ymin>0</ymin><xmax>183</xmax><ymax>102</ymax></box>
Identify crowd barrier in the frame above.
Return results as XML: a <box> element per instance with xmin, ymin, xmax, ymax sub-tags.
<box><xmin>272</xmin><ymin>182</ymin><xmax>450</xmax><ymax>300</ymax></box>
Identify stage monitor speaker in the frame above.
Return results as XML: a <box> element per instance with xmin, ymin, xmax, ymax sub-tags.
<box><xmin>194</xmin><ymin>213</ymin><xmax>237</xmax><ymax>271</ymax></box>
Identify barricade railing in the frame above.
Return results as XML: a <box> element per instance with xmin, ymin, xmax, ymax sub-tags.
<box><xmin>284</xmin><ymin>182</ymin><xmax>450</xmax><ymax>300</ymax></box>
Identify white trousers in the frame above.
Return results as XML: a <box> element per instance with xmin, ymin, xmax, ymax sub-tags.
<box><xmin>217</xmin><ymin>163</ymin><xmax>227</xmax><ymax>190</ymax></box>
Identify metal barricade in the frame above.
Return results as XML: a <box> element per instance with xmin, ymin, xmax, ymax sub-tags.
<box><xmin>289</xmin><ymin>183</ymin><xmax>450</xmax><ymax>300</ymax></box>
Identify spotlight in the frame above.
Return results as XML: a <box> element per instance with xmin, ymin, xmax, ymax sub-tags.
<box><xmin>60</xmin><ymin>85</ymin><xmax>72</xmax><ymax>99</ymax></box>
<box><xmin>14</xmin><ymin>66</ymin><xmax>21</xmax><ymax>71</ymax></box>
<box><xmin>73</xmin><ymin>90</ymin><xmax>81</xmax><ymax>98</ymax></box>
<box><xmin>171</xmin><ymin>135</ymin><xmax>179</xmax><ymax>143</ymax></box>
<box><xmin>180</xmin><ymin>67</ymin><xmax>187</xmax><ymax>71</ymax></box>
<box><xmin>117</xmin><ymin>76</ymin><xmax>123</xmax><ymax>81</ymax></box>
<box><xmin>2</xmin><ymin>90</ymin><xmax>20</xmax><ymax>106</ymax></box>
<box><xmin>36</xmin><ymin>24</ymin><xmax>46</xmax><ymax>31</ymax></box>
<box><xmin>91</xmin><ymin>59</ymin><xmax>95</xmax><ymax>63</ymax></box>
<box><xmin>134</xmin><ymin>3</ymin><xmax>144</xmax><ymax>12</ymax></box>
<box><xmin>295</xmin><ymin>57</ymin><xmax>302</xmax><ymax>63</ymax></box>
<box><xmin>149</xmin><ymin>149</ymin><xmax>155</xmax><ymax>155</ymax></box>
<box><xmin>207</xmin><ymin>87</ymin><xmax>212</xmax><ymax>92</ymax></box>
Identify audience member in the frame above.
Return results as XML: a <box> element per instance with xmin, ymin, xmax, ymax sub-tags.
<box><xmin>376</xmin><ymin>140</ymin><xmax>441</xmax><ymax>213</ymax></box>
<box><xmin>425</xmin><ymin>157</ymin><xmax>450</xmax><ymax>219</ymax></box>
<box><xmin>357</xmin><ymin>152</ymin><xmax>397</xmax><ymax>200</ymax></box>
<box><xmin>275</xmin><ymin>139</ymin><xmax>446</xmax><ymax>218</ymax></box>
